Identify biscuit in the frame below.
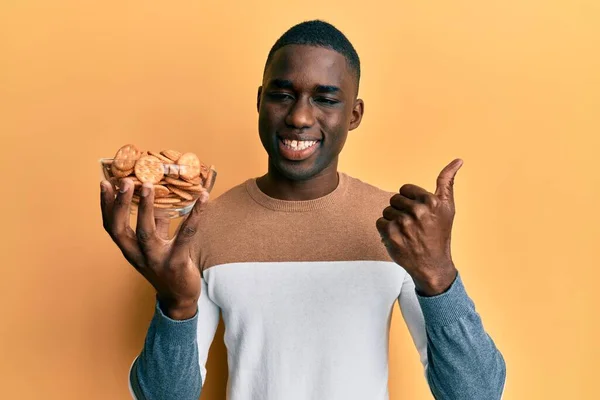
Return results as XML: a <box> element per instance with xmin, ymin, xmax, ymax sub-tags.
<box><xmin>113</xmin><ymin>144</ymin><xmax>141</xmax><ymax>171</ymax></box>
<box><xmin>111</xmin><ymin>164</ymin><xmax>134</xmax><ymax>178</ymax></box>
<box><xmin>134</xmin><ymin>155</ymin><xmax>165</xmax><ymax>184</ymax></box>
<box><xmin>148</xmin><ymin>150</ymin><xmax>173</xmax><ymax>164</ymax></box>
<box><xmin>185</xmin><ymin>184</ymin><xmax>203</xmax><ymax>192</ymax></box>
<box><xmin>177</xmin><ymin>153</ymin><xmax>201</xmax><ymax>180</ymax></box>
<box><xmin>164</xmin><ymin>177</ymin><xmax>193</xmax><ymax>187</ymax></box>
<box><xmin>154</xmin><ymin>203</ymin><xmax>175</xmax><ymax>209</ymax></box>
<box><xmin>161</xmin><ymin>149</ymin><xmax>182</xmax><ymax>162</ymax></box>
<box><xmin>153</xmin><ymin>184</ymin><xmax>170</xmax><ymax>198</ymax></box>
<box><xmin>181</xmin><ymin>175</ymin><xmax>201</xmax><ymax>184</ymax></box>
<box><xmin>168</xmin><ymin>185</ymin><xmax>194</xmax><ymax>201</ymax></box>
<box><xmin>174</xmin><ymin>200</ymin><xmax>196</xmax><ymax>207</ymax></box>
<box><xmin>154</xmin><ymin>196</ymin><xmax>182</xmax><ymax>204</ymax></box>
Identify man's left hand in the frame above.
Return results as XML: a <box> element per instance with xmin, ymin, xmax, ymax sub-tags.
<box><xmin>376</xmin><ymin>159</ymin><xmax>463</xmax><ymax>296</ymax></box>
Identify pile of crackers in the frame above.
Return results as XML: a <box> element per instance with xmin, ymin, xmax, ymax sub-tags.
<box><xmin>101</xmin><ymin>144</ymin><xmax>215</xmax><ymax>209</ymax></box>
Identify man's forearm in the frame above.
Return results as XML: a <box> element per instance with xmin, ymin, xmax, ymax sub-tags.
<box><xmin>129</xmin><ymin>301</ymin><xmax>202</xmax><ymax>400</ymax></box>
<box><xmin>417</xmin><ymin>273</ymin><xmax>506</xmax><ymax>400</ymax></box>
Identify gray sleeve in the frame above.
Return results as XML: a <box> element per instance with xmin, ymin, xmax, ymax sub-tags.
<box><xmin>128</xmin><ymin>277</ymin><xmax>221</xmax><ymax>400</ymax></box>
<box><xmin>398</xmin><ymin>272</ymin><xmax>506</xmax><ymax>400</ymax></box>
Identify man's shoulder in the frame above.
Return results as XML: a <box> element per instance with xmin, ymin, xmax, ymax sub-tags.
<box><xmin>192</xmin><ymin>178</ymin><xmax>255</xmax><ymax>249</ymax></box>
<box><xmin>200</xmin><ymin>178</ymin><xmax>253</xmax><ymax>218</ymax></box>
<box><xmin>209</xmin><ymin>178</ymin><xmax>250</xmax><ymax>203</ymax></box>
<box><xmin>343</xmin><ymin>172</ymin><xmax>395</xmax><ymax>205</ymax></box>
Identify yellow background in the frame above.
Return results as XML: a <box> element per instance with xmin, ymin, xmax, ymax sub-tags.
<box><xmin>1</xmin><ymin>1</ymin><xmax>598</xmax><ymax>399</ymax></box>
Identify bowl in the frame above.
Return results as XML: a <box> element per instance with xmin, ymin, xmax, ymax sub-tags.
<box><xmin>99</xmin><ymin>157</ymin><xmax>216</xmax><ymax>219</ymax></box>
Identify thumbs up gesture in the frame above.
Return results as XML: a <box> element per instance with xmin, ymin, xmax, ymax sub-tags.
<box><xmin>376</xmin><ymin>159</ymin><xmax>463</xmax><ymax>296</ymax></box>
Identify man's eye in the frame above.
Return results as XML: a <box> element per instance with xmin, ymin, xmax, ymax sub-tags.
<box><xmin>315</xmin><ymin>97</ymin><xmax>340</xmax><ymax>106</ymax></box>
<box><xmin>268</xmin><ymin>93</ymin><xmax>294</xmax><ymax>101</ymax></box>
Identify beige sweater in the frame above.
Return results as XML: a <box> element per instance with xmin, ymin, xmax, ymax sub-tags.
<box><xmin>129</xmin><ymin>172</ymin><xmax>507</xmax><ymax>400</ymax></box>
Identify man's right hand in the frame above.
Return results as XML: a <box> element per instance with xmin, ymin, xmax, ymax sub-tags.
<box><xmin>100</xmin><ymin>178</ymin><xmax>210</xmax><ymax>320</ymax></box>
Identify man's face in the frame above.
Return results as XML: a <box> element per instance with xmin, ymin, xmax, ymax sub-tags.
<box><xmin>257</xmin><ymin>45</ymin><xmax>364</xmax><ymax>181</ymax></box>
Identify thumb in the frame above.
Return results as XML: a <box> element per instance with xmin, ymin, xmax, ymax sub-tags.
<box><xmin>435</xmin><ymin>158</ymin><xmax>463</xmax><ymax>201</ymax></box>
<box><xmin>174</xmin><ymin>189</ymin><xmax>210</xmax><ymax>247</ymax></box>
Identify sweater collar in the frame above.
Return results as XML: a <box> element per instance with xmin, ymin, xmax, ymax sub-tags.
<box><xmin>245</xmin><ymin>172</ymin><xmax>349</xmax><ymax>212</ymax></box>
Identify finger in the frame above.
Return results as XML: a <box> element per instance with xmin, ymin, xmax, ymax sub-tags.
<box><xmin>100</xmin><ymin>180</ymin><xmax>115</xmax><ymax>233</ymax></box>
<box><xmin>435</xmin><ymin>158</ymin><xmax>463</xmax><ymax>201</ymax></box>
<box><xmin>174</xmin><ymin>189</ymin><xmax>210</xmax><ymax>248</ymax></box>
<box><xmin>117</xmin><ymin>237</ymin><xmax>147</xmax><ymax>270</ymax></box>
<box><xmin>155</xmin><ymin>218</ymin><xmax>171</xmax><ymax>240</ymax></box>
<box><xmin>399</xmin><ymin>184</ymin><xmax>430</xmax><ymax>201</ymax></box>
<box><xmin>101</xmin><ymin>180</ymin><xmax>145</xmax><ymax>268</ymax></box>
<box><xmin>382</xmin><ymin>205</ymin><xmax>403</xmax><ymax>221</ymax></box>
<box><xmin>111</xmin><ymin>178</ymin><xmax>134</xmax><ymax>238</ymax></box>
<box><xmin>399</xmin><ymin>184</ymin><xmax>438</xmax><ymax>208</ymax></box>
<box><xmin>389</xmin><ymin>194</ymin><xmax>417</xmax><ymax>213</ymax></box>
<box><xmin>376</xmin><ymin>217</ymin><xmax>405</xmax><ymax>249</ymax></box>
<box><xmin>376</xmin><ymin>216</ymin><xmax>389</xmax><ymax>236</ymax></box>
<box><xmin>136</xmin><ymin>183</ymin><xmax>159</xmax><ymax>250</ymax></box>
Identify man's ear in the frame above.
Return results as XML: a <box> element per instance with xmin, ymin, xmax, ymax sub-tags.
<box><xmin>349</xmin><ymin>98</ymin><xmax>364</xmax><ymax>131</ymax></box>
<box><xmin>257</xmin><ymin>86</ymin><xmax>263</xmax><ymax>113</ymax></box>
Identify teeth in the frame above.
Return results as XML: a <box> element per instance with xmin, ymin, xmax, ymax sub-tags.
<box><xmin>283</xmin><ymin>139</ymin><xmax>317</xmax><ymax>150</ymax></box>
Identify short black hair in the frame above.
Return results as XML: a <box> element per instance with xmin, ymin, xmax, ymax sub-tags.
<box><xmin>264</xmin><ymin>20</ymin><xmax>361</xmax><ymax>89</ymax></box>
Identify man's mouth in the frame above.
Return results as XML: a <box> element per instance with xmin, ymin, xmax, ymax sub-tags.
<box><xmin>278</xmin><ymin>138</ymin><xmax>320</xmax><ymax>161</ymax></box>
<box><xmin>281</xmin><ymin>138</ymin><xmax>319</xmax><ymax>150</ymax></box>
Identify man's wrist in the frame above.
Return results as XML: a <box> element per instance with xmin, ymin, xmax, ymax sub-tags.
<box><xmin>163</xmin><ymin>305</ymin><xmax>198</xmax><ymax>321</ymax></box>
<box><xmin>415</xmin><ymin>272</ymin><xmax>474</xmax><ymax>327</ymax></box>
<box><xmin>413</xmin><ymin>266</ymin><xmax>458</xmax><ymax>297</ymax></box>
<box><xmin>157</xmin><ymin>297</ymin><xmax>199</xmax><ymax>320</ymax></box>
<box><xmin>151</xmin><ymin>301</ymin><xmax>199</xmax><ymax>345</ymax></box>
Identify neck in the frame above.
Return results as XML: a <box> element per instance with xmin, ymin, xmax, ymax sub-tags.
<box><xmin>256</xmin><ymin>160</ymin><xmax>340</xmax><ymax>201</ymax></box>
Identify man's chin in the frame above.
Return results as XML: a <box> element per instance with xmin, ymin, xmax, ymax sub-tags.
<box><xmin>273</xmin><ymin>159</ymin><xmax>321</xmax><ymax>182</ymax></box>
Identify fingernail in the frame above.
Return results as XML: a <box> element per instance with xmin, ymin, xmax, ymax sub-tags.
<box><xmin>141</xmin><ymin>183</ymin><xmax>152</xmax><ymax>197</ymax></box>
<box><xmin>119</xmin><ymin>181</ymin><xmax>129</xmax><ymax>193</ymax></box>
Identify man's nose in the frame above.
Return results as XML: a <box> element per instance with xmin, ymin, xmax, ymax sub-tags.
<box><xmin>285</xmin><ymin>97</ymin><xmax>315</xmax><ymax>129</ymax></box>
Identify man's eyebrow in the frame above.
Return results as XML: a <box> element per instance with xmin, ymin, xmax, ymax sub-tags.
<box><xmin>268</xmin><ymin>79</ymin><xmax>294</xmax><ymax>89</ymax></box>
<box><xmin>266</xmin><ymin>80</ymin><xmax>342</xmax><ymax>94</ymax></box>
<box><xmin>314</xmin><ymin>85</ymin><xmax>341</xmax><ymax>94</ymax></box>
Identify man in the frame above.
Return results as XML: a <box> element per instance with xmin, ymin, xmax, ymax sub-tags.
<box><xmin>100</xmin><ymin>20</ymin><xmax>506</xmax><ymax>400</ymax></box>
